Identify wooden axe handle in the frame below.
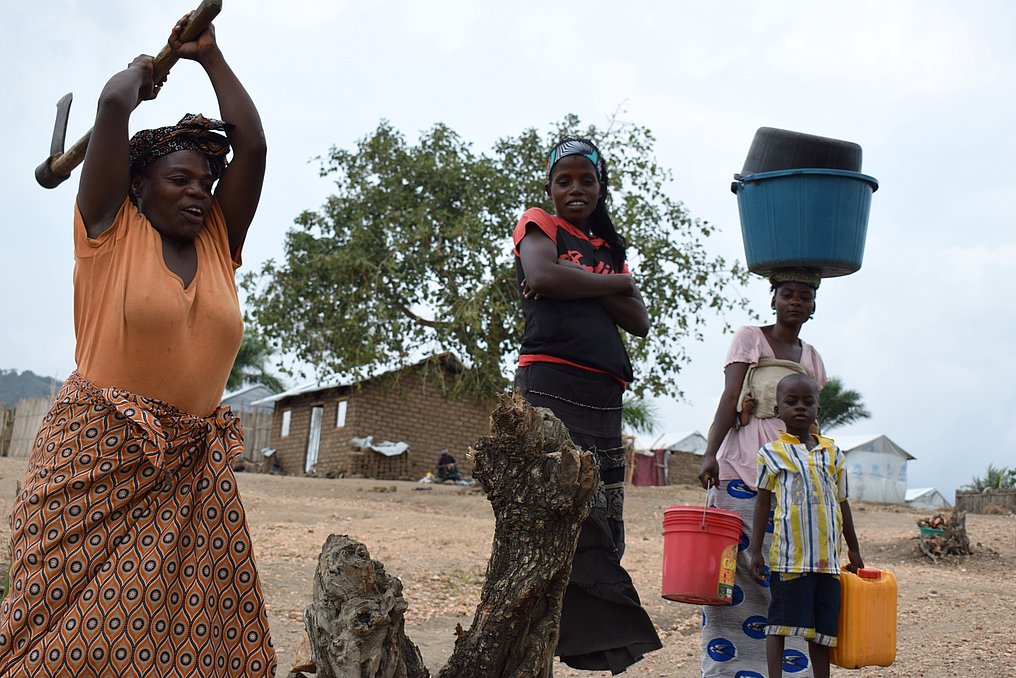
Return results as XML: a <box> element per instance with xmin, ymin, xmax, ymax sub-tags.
<box><xmin>151</xmin><ymin>0</ymin><xmax>223</xmax><ymax>82</ymax></box>
<box><xmin>37</xmin><ymin>0</ymin><xmax>223</xmax><ymax>188</ymax></box>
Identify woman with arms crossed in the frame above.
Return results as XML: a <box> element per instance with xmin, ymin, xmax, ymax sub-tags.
<box><xmin>513</xmin><ymin>139</ymin><xmax>661</xmax><ymax>675</ymax></box>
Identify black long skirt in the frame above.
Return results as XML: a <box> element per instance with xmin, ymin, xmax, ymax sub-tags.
<box><xmin>515</xmin><ymin>364</ymin><xmax>662</xmax><ymax>675</ymax></box>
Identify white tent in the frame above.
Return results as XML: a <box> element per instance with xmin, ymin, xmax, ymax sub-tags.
<box><xmin>905</xmin><ymin>487</ymin><xmax>951</xmax><ymax>510</ymax></box>
<box><xmin>834</xmin><ymin>434</ymin><xmax>915</xmax><ymax>505</ymax></box>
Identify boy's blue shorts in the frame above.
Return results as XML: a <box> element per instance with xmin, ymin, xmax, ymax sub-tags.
<box><xmin>765</xmin><ymin>572</ymin><xmax>840</xmax><ymax>646</ymax></box>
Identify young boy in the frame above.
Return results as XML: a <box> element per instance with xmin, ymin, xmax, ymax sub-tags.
<box><xmin>749</xmin><ymin>373</ymin><xmax>863</xmax><ymax>678</ymax></box>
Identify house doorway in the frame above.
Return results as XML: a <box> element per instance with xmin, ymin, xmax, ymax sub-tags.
<box><xmin>306</xmin><ymin>405</ymin><xmax>324</xmax><ymax>474</ymax></box>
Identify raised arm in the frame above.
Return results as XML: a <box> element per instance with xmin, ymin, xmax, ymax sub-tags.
<box><xmin>77</xmin><ymin>57</ymin><xmax>160</xmax><ymax>238</ymax></box>
<box><xmin>697</xmin><ymin>361</ymin><xmax>750</xmax><ymax>488</ymax></box>
<box><xmin>170</xmin><ymin>14</ymin><xmax>267</xmax><ymax>256</ymax></box>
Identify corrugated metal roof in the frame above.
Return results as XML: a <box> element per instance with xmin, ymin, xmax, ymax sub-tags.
<box><xmin>250</xmin><ymin>352</ymin><xmax>458</xmax><ymax>405</ymax></box>
<box><xmin>832</xmin><ymin>433</ymin><xmax>916</xmax><ymax>460</ymax></box>
<box><xmin>905</xmin><ymin>487</ymin><xmax>936</xmax><ymax>501</ymax></box>
<box><xmin>662</xmin><ymin>431</ymin><xmax>707</xmax><ymax>454</ymax></box>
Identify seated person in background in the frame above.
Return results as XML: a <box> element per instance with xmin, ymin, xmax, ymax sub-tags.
<box><xmin>436</xmin><ymin>448</ymin><xmax>462</xmax><ymax>482</ymax></box>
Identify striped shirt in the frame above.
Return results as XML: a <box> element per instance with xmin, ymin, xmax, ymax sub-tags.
<box><xmin>757</xmin><ymin>432</ymin><xmax>848</xmax><ymax>574</ymax></box>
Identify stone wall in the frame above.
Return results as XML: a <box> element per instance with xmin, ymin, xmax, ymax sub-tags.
<box><xmin>667</xmin><ymin>451</ymin><xmax>704</xmax><ymax>486</ymax></box>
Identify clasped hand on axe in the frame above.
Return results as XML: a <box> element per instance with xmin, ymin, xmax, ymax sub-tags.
<box><xmin>35</xmin><ymin>0</ymin><xmax>222</xmax><ymax>189</ymax></box>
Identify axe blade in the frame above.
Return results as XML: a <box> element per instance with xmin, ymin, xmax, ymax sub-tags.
<box><xmin>50</xmin><ymin>93</ymin><xmax>73</xmax><ymax>157</ymax></box>
<box><xmin>36</xmin><ymin>92</ymin><xmax>82</xmax><ymax>189</ymax></box>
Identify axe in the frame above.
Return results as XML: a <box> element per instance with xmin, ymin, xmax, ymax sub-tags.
<box><xmin>35</xmin><ymin>0</ymin><xmax>223</xmax><ymax>189</ymax></box>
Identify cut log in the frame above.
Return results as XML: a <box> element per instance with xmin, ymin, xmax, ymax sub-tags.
<box><xmin>917</xmin><ymin>510</ymin><xmax>972</xmax><ymax>562</ymax></box>
<box><xmin>438</xmin><ymin>392</ymin><xmax>598</xmax><ymax>677</ymax></box>
<box><xmin>304</xmin><ymin>535</ymin><xmax>429</xmax><ymax>678</ymax></box>
<box><xmin>303</xmin><ymin>393</ymin><xmax>596</xmax><ymax>677</ymax></box>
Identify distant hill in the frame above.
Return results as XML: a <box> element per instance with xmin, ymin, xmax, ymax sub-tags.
<box><xmin>0</xmin><ymin>369</ymin><xmax>63</xmax><ymax>408</ymax></box>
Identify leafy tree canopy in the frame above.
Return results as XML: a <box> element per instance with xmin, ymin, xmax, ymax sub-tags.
<box><xmin>962</xmin><ymin>463</ymin><xmax>1016</xmax><ymax>491</ymax></box>
<box><xmin>819</xmin><ymin>377</ymin><xmax>872</xmax><ymax>432</ymax></box>
<box><xmin>243</xmin><ymin>115</ymin><xmax>748</xmax><ymax>398</ymax></box>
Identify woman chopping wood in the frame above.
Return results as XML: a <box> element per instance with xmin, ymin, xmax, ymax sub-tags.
<box><xmin>0</xmin><ymin>13</ymin><xmax>275</xmax><ymax>676</ymax></box>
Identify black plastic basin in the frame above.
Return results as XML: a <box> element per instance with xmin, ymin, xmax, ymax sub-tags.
<box><xmin>740</xmin><ymin>127</ymin><xmax>863</xmax><ymax>175</ymax></box>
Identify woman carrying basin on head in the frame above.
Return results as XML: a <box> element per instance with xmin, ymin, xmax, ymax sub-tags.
<box><xmin>696</xmin><ymin>268</ymin><xmax>828</xmax><ymax>678</ymax></box>
<box><xmin>0</xmin><ymin>12</ymin><xmax>275</xmax><ymax>677</ymax></box>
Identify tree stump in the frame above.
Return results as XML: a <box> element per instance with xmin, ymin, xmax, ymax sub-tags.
<box><xmin>438</xmin><ymin>392</ymin><xmax>598</xmax><ymax>677</ymax></box>
<box><xmin>304</xmin><ymin>535</ymin><xmax>429</xmax><ymax>678</ymax></box>
<box><xmin>303</xmin><ymin>393</ymin><xmax>596</xmax><ymax>677</ymax></box>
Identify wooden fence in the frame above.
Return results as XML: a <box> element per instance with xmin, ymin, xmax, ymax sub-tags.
<box><xmin>6</xmin><ymin>397</ymin><xmax>54</xmax><ymax>459</ymax></box>
<box><xmin>955</xmin><ymin>488</ymin><xmax>1016</xmax><ymax>514</ymax></box>
<box><xmin>235</xmin><ymin>408</ymin><xmax>274</xmax><ymax>465</ymax></box>
<box><xmin>0</xmin><ymin>402</ymin><xmax>13</xmax><ymax>456</ymax></box>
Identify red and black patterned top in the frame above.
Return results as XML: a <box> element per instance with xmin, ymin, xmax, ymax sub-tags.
<box><xmin>512</xmin><ymin>207</ymin><xmax>633</xmax><ymax>385</ymax></box>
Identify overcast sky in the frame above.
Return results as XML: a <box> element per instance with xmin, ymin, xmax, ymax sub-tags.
<box><xmin>2</xmin><ymin>1</ymin><xmax>1014</xmax><ymax>500</ymax></box>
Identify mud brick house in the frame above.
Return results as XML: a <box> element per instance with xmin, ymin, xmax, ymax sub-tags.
<box><xmin>254</xmin><ymin>354</ymin><xmax>494</xmax><ymax>480</ymax></box>
<box><xmin>661</xmin><ymin>431</ymin><xmax>708</xmax><ymax>486</ymax></box>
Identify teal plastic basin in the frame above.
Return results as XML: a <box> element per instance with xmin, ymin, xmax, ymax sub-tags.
<box><xmin>734</xmin><ymin>168</ymin><xmax>879</xmax><ymax>277</ymax></box>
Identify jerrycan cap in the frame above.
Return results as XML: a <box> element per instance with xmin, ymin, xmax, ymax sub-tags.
<box><xmin>857</xmin><ymin>567</ymin><xmax>882</xmax><ymax>580</ymax></box>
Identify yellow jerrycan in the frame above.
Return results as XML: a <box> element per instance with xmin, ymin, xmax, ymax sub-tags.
<box><xmin>831</xmin><ymin>567</ymin><xmax>897</xmax><ymax>668</ymax></box>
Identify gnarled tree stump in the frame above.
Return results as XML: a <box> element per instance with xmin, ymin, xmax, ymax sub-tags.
<box><xmin>438</xmin><ymin>392</ymin><xmax>597</xmax><ymax>677</ymax></box>
<box><xmin>303</xmin><ymin>535</ymin><xmax>429</xmax><ymax>678</ymax></box>
<box><xmin>302</xmin><ymin>392</ymin><xmax>596</xmax><ymax>677</ymax></box>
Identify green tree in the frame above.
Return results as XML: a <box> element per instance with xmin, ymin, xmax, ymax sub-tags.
<box><xmin>243</xmin><ymin>115</ymin><xmax>748</xmax><ymax>398</ymax></box>
<box><xmin>227</xmin><ymin>331</ymin><xmax>285</xmax><ymax>392</ymax></box>
<box><xmin>819</xmin><ymin>377</ymin><xmax>872</xmax><ymax>432</ymax></box>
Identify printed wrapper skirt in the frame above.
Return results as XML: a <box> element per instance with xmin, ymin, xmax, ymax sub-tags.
<box><xmin>0</xmin><ymin>372</ymin><xmax>276</xmax><ymax>677</ymax></box>
<box><xmin>700</xmin><ymin>479</ymin><xmax>813</xmax><ymax>677</ymax></box>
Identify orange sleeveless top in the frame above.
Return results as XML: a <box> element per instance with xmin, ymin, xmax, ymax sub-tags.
<box><xmin>73</xmin><ymin>198</ymin><xmax>244</xmax><ymax>416</ymax></box>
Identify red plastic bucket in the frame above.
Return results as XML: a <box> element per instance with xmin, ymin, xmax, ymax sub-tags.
<box><xmin>661</xmin><ymin>505</ymin><xmax>743</xmax><ymax>605</ymax></box>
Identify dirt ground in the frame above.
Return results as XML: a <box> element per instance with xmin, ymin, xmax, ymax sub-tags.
<box><xmin>2</xmin><ymin>457</ymin><xmax>1015</xmax><ymax>677</ymax></box>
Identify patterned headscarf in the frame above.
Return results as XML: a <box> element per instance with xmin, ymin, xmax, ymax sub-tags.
<box><xmin>128</xmin><ymin>113</ymin><xmax>233</xmax><ymax>179</ymax></box>
<box><xmin>768</xmin><ymin>267</ymin><xmax>822</xmax><ymax>290</ymax></box>
<box><xmin>546</xmin><ymin>138</ymin><xmax>608</xmax><ymax>186</ymax></box>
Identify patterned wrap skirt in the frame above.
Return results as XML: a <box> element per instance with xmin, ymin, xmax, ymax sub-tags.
<box><xmin>515</xmin><ymin>363</ymin><xmax>662</xmax><ymax>675</ymax></box>
<box><xmin>700</xmin><ymin>480</ymin><xmax>813</xmax><ymax>678</ymax></box>
<box><xmin>0</xmin><ymin>372</ymin><xmax>276</xmax><ymax>677</ymax></box>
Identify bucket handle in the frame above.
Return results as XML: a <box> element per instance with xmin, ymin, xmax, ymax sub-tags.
<box><xmin>702</xmin><ymin>486</ymin><xmax>715</xmax><ymax>530</ymax></box>
<box><xmin>730</xmin><ymin>174</ymin><xmax>743</xmax><ymax>194</ymax></box>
